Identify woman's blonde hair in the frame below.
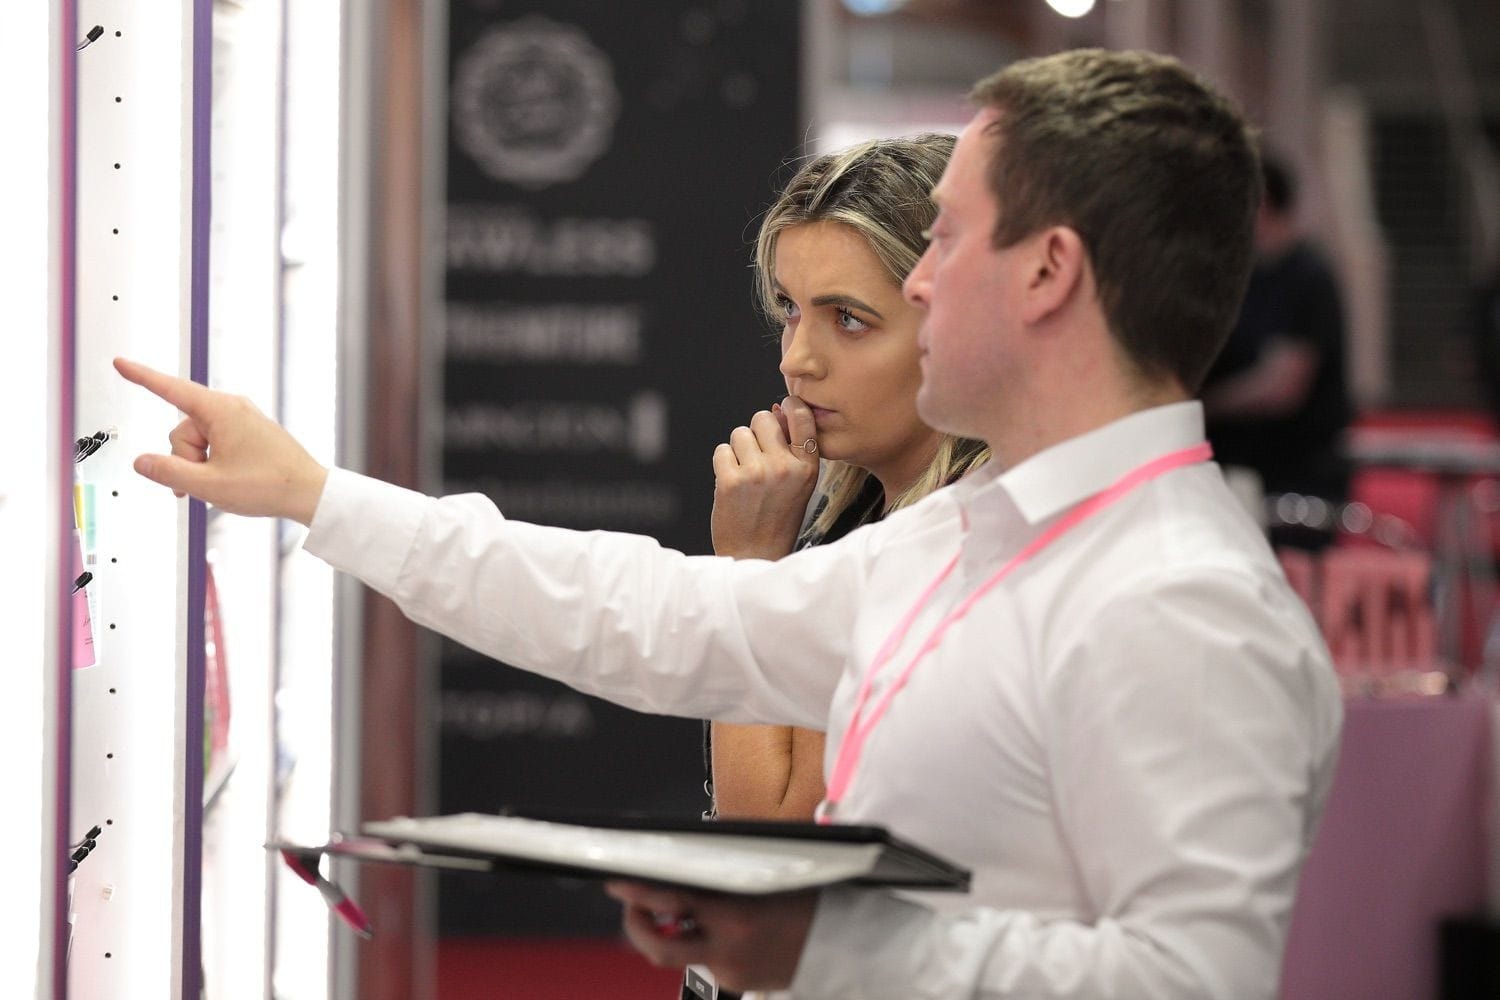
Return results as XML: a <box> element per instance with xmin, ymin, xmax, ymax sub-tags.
<box><xmin>753</xmin><ymin>134</ymin><xmax>989</xmax><ymax>538</ymax></box>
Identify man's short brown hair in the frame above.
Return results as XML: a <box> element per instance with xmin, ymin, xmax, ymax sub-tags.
<box><xmin>970</xmin><ymin>49</ymin><xmax>1259</xmax><ymax>393</ymax></box>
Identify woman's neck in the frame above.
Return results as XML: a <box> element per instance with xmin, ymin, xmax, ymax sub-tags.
<box><xmin>870</xmin><ymin>435</ymin><xmax>943</xmax><ymax>514</ymax></box>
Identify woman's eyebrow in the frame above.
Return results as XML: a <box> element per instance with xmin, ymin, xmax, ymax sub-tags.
<box><xmin>810</xmin><ymin>294</ymin><xmax>884</xmax><ymax>319</ymax></box>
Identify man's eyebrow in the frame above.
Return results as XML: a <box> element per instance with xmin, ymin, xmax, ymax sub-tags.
<box><xmin>811</xmin><ymin>294</ymin><xmax>884</xmax><ymax>319</ymax></box>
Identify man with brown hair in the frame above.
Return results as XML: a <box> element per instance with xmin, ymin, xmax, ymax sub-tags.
<box><xmin>120</xmin><ymin>48</ymin><xmax>1340</xmax><ymax>999</ymax></box>
<box><xmin>961</xmin><ymin>49</ymin><xmax>1259</xmax><ymax>395</ymax></box>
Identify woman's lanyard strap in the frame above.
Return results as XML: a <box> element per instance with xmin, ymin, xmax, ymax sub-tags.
<box><xmin>818</xmin><ymin>441</ymin><xmax>1213</xmax><ymax>822</ymax></box>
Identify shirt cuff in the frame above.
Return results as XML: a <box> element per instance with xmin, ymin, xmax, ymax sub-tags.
<box><xmin>302</xmin><ymin>467</ymin><xmax>432</xmax><ymax>596</ymax></box>
<box><xmin>789</xmin><ymin>887</ymin><xmax>932</xmax><ymax>999</ymax></box>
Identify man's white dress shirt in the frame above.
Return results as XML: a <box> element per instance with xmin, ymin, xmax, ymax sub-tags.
<box><xmin>304</xmin><ymin>401</ymin><xmax>1342</xmax><ymax>999</ymax></box>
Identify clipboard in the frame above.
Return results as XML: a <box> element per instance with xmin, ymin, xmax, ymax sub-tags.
<box><xmin>272</xmin><ymin>809</ymin><xmax>970</xmax><ymax>897</ymax></box>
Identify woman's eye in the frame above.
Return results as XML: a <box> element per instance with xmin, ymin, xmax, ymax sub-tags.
<box><xmin>776</xmin><ymin>294</ymin><xmax>800</xmax><ymax>321</ymax></box>
<box><xmin>836</xmin><ymin>307</ymin><xmax>871</xmax><ymax>333</ymax></box>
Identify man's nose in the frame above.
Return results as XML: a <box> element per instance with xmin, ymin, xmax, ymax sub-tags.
<box><xmin>903</xmin><ymin>248</ymin><xmax>933</xmax><ymax>308</ymax></box>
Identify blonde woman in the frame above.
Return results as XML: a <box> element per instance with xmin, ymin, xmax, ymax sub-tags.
<box><xmin>706</xmin><ymin>135</ymin><xmax>988</xmax><ymax>821</ymax></box>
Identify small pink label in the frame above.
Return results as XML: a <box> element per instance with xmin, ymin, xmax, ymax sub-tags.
<box><xmin>71</xmin><ymin>541</ymin><xmax>95</xmax><ymax>670</ymax></box>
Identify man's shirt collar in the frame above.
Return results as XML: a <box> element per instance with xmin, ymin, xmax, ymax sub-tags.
<box><xmin>958</xmin><ymin>401</ymin><xmax>1207</xmax><ymax>527</ymax></box>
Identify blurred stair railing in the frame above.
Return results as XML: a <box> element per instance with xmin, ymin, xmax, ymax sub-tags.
<box><xmin>1421</xmin><ymin>0</ymin><xmax>1500</xmax><ymax>279</ymax></box>
<box><xmin>1321</xmin><ymin>89</ymin><xmax>1392</xmax><ymax>408</ymax></box>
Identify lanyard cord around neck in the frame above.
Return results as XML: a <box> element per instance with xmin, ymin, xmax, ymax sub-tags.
<box><xmin>818</xmin><ymin>441</ymin><xmax>1213</xmax><ymax>823</ymax></box>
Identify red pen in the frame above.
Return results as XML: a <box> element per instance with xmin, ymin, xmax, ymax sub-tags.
<box><xmin>281</xmin><ymin>849</ymin><xmax>374</xmax><ymax>939</ymax></box>
<box><xmin>651</xmin><ymin>911</ymin><xmax>700</xmax><ymax>939</ymax></box>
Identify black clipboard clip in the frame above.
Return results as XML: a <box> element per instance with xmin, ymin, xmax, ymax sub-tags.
<box><xmin>74</xmin><ymin>428</ymin><xmax>117</xmax><ymax>464</ymax></box>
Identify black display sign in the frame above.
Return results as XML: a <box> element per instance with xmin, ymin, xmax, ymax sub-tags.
<box><xmin>439</xmin><ymin>0</ymin><xmax>801</xmax><ymax>935</ymax></box>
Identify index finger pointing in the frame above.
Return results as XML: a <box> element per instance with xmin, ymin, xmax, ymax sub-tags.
<box><xmin>113</xmin><ymin>357</ymin><xmax>213</xmax><ymax>417</ymax></box>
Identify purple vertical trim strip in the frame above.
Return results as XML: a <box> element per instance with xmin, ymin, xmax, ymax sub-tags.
<box><xmin>56</xmin><ymin>0</ymin><xmax>78</xmax><ymax>997</ymax></box>
<box><xmin>182</xmin><ymin>0</ymin><xmax>213</xmax><ymax>995</ymax></box>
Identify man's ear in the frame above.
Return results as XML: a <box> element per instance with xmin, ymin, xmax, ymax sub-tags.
<box><xmin>1020</xmin><ymin>226</ymin><xmax>1086</xmax><ymax>325</ymax></box>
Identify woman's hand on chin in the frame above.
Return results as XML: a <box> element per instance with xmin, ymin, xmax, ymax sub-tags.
<box><xmin>710</xmin><ymin>395</ymin><xmax>820</xmax><ymax>559</ymax></box>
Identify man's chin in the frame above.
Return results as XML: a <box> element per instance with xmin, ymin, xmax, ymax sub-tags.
<box><xmin>916</xmin><ymin>387</ymin><xmax>973</xmax><ymax>440</ymax></box>
<box><xmin>918</xmin><ymin>386</ymin><xmax>990</xmax><ymax>440</ymax></box>
<box><xmin>915</xmin><ymin>385</ymin><xmax>939</xmax><ymax>427</ymax></box>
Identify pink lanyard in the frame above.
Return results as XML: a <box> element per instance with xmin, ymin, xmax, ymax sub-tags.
<box><xmin>819</xmin><ymin>441</ymin><xmax>1213</xmax><ymax>822</ymax></box>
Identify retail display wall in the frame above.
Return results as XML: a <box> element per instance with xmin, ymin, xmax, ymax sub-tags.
<box><xmin>198</xmin><ymin>1</ymin><xmax>285</xmax><ymax>997</ymax></box>
<box><xmin>68</xmin><ymin>1</ymin><xmax>206</xmax><ymax>996</ymax></box>
<box><xmin>14</xmin><ymin>0</ymin><xmax>368</xmax><ymax>996</ymax></box>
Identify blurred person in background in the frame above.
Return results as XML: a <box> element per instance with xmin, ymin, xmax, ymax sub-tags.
<box><xmin>1202</xmin><ymin>153</ymin><xmax>1353</xmax><ymax>545</ymax></box>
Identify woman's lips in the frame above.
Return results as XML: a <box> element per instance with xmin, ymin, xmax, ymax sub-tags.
<box><xmin>807</xmin><ymin>405</ymin><xmax>836</xmax><ymax>424</ymax></box>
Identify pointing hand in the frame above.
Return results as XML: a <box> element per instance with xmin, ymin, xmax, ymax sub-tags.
<box><xmin>113</xmin><ymin>357</ymin><xmax>328</xmax><ymax>525</ymax></box>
